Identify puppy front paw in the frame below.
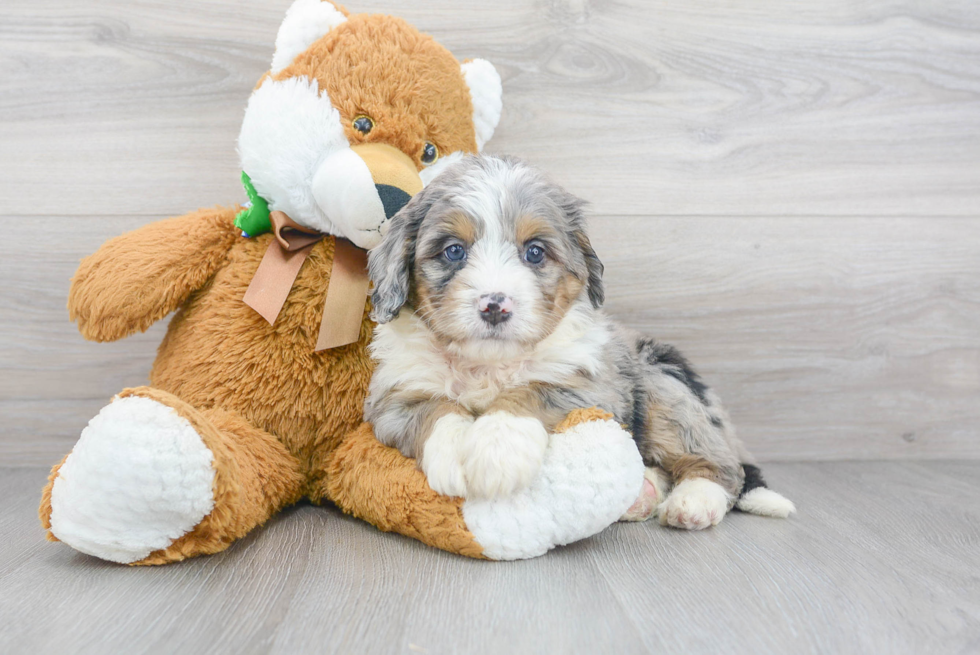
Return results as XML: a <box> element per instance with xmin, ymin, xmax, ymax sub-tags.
<box><xmin>461</xmin><ymin>411</ymin><xmax>548</xmax><ymax>499</ymax></box>
<box><xmin>421</xmin><ymin>413</ymin><xmax>473</xmax><ymax>497</ymax></box>
<box><xmin>658</xmin><ymin>478</ymin><xmax>732</xmax><ymax>530</ymax></box>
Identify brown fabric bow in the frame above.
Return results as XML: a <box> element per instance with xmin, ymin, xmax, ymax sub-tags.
<box><xmin>242</xmin><ymin>210</ymin><xmax>369</xmax><ymax>351</ymax></box>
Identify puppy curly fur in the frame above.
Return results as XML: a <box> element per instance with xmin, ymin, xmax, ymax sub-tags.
<box><xmin>365</xmin><ymin>155</ymin><xmax>794</xmax><ymax>526</ymax></box>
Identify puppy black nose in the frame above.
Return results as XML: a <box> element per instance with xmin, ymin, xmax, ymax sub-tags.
<box><xmin>478</xmin><ymin>293</ymin><xmax>513</xmax><ymax>326</ymax></box>
<box><xmin>375</xmin><ymin>184</ymin><xmax>412</xmax><ymax>219</ymax></box>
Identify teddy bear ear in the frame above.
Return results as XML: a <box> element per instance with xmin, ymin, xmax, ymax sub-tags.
<box><xmin>461</xmin><ymin>59</ymin><xmax>503</xmax><ymax>151</ymax></box>
<box><xmin>270</xmin><ymin>0</ymin><xmax>349</xmax><ymax>74</ymax></box>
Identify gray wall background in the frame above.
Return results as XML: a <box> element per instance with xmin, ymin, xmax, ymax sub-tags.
<box><xmin>2</xmin><ymin>0</ymin><xmax>978</xmax><ymax>465</ymax></box>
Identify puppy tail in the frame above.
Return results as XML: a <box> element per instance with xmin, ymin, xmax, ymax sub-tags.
<box><xmin>735</xmin><ymin>463</ymin><xmax>796</xmax><ymax>518</ymax></box>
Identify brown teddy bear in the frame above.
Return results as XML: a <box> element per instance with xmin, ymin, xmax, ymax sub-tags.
<box><xmin>39</xmin><ymin>0</ymin><xmax>645</xmax><ymax>564</ymax></box>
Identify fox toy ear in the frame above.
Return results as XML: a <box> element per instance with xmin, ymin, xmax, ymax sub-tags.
<box><xmin>271</xmin><ymin>0</ymin><xmax>349</xmax><ymax>73</ymax></box>
<box><xmin>461</xmin><ymin>59</ymin><xmax>503</xmax><ymax>151</ymax></box>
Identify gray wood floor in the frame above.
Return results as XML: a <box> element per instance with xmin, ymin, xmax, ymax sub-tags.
<box><xmin>2</xmin><ymin>462</ymin><xmax>978</xmax><ymax>654</ymax></box>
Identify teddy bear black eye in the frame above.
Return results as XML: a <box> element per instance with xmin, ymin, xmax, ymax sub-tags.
<box><xmin>421</xmin><ymin>141</ymin><xmax>439</xmax><ymax>165</ymax></box>
<box><xmin>524</xmin><ymin>244</ymin><xmax>545</xmax><ymax>265</ymax></box>
<box><xmin>353</xmin><ymin>115</ymin><xmax>374</xmax><ymax>134</ymax></box>
<box><xmin>444</xmin><ymin>243</ymin><xmax>466</xmax><ymax>262</ymax></box>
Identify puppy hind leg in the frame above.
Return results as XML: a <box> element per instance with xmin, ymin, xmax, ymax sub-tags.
<box><xmin>631</xmin><ymin>340</ymin><xmax>746</xmax><ymax>530</ymax></box>
<box><xmin>658</xmin><ymin>477</ymin><xmax>732</xmax><ymax>530</ymax></box>
<box><xmin>620</xmin><ymin>466</ymin><xmax>670</xmax><ymax>522</ymax></box>
<box><xmin>631</xmin><ymin>397</ymin><xmax>740</xmax><ymax>530</ymax></box>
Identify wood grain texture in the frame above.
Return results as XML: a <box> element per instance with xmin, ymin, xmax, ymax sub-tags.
<box><xmin>1</xmin><ymin>462</ymin><xmax>979</xmax><ymax>654</ymax></box>
<box><xmin>2</xmin><ymin>0</ymin><xmax>979</xmax><ymax>217</ymax></box>
<box><xmin>1</xmin><ymin>0</ymin><xmax>979</xmax><ymax>464</ymax></box>
<box><xmin>2</xmin><ymin>214</ymin><xmax>977</xmax><ymax>464</ymax></box>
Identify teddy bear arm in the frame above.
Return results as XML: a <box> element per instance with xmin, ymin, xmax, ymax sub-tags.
<box><xmin>69</xmin><ymin>206</ymin><xmax>241</xmax><ymax>342</ymax></box>
<box><xmin>311</xmin><ymin>421</ymin><xmax>488</xmax><ymax>559</ymax></box>
<box><xmin>309</xmin><ymin>408</ymin><xmax>645</xmax><ymax>560</ymax></box>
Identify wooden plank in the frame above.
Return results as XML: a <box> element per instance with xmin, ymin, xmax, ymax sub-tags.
<box><xmin>1</xmin><ymin>214</ymin><xmax>978</xmax><ymax>464</ymax></box>
<box><xmin>2</xmin><ymin>462</ymin><xmax>979</xmax><ymax>654</ymax></box>
<box><xmin>592</xmin><ymin>214</ymin><xmax>980</xmax><ymax>461</ymax></box>
<box><xmin>2</xmin><ymin>0</ymin><xmax>979</xmax><ymax>217</ymax></box>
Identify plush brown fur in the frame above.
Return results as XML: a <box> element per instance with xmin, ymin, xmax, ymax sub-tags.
<box><xmin>317</xmin><ymin>422</ymin><xmax>486</xmax><ymax>559</ymax></box>
<box><xmin>44</xmin><ymin>207</ymin><xmax>386</xmax><ymax>562</ymax></box>
<box><xmin>40</xmin><ymin>203</ymin><xmax>614</xmax><ymax>561</ymax></box>
<box><xmin>68</xmin><ymin>208</ymin><xmax>242</xmax><ymax>342</ymax></box>
<box><xmin>39</xmin><ymin>4</ymin><xmax>491</xmax><ymax>563</ymax></box>
<box><xmin>554</xmin><ymin>407</ymin><xmax>614</xmax><ymax>432</ymax></box>
<box><xmin>38</xmin><ymin>455</ymin><xmax>67</xmax><ymax>542</ymax></box>
<box><xmin>275</xmin><ymin>12</ymin><xmax>478</xmax><ymax>167</ymax></box>
<box><xmin>39</xmin><ymin>6</ymin><xmax>615</xmax><ymax>563</ymax></box>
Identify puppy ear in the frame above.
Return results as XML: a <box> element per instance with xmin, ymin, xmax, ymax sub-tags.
<box><xmin>555</xmin><ymin>186</ymin><xmax>605</xmax><ymax>309</ymax></box>
<box><xmin>576</xmin><ymin>231</ymin><xmax>605</xmax><ymax>309</ymax></box>
<box><xmin>369</xmin><ymin>194</ymin><xmax>429</xmax><ymax>323</ymax></box>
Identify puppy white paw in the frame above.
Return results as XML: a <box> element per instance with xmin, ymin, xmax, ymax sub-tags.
<box><xmin>620</xmin><ymin>467</ymin><xmax>670</xmax><ymax>522</ymax></box>
<box><xmin>658</xmin><ymin>478</ymin><xmax>732</xmax><ymax>530</ymax></box>
<box><xmin>461</xmin><ymin>411</ymin><xmax>548</xmax><ymax>499</ymax></box>
<box><xmin>421</xmin><ymin>413</ymin><xmax>472</xmax><ymax>497</ymax></box>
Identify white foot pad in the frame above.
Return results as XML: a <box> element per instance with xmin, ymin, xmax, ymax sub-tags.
<box><xmin>462</xmin><ymin>418</ymin><xmax>644</xmax><ymax>560</ymax></box>
<box><xmin>659</xmin><ymin>478</ymin><xmax>732</xmax><ymax>530</ymax></box>
<box><xmin>49</xmin><ymin>396</ymin><xmax>216</xmax><ymax>563</ymax></box>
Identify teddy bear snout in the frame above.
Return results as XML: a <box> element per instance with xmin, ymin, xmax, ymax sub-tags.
<box><xmin>312</xmin><ymin>143</ymin><xmax>422</xmax><ymax>249</ymax></box>
<box><xmin>375</xmin><ymin>183</ymin><xmax>412</xmax><ymax>219</ymax></box>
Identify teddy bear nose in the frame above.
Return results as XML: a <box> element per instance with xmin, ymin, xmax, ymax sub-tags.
<box><xmin>478</xmin><ymin>293</ymin><xmax>513</xmax><ymax>325</ymax></box>
<box><xmin>375</xmin><ymin>184</ymin><xmax>412</xmax><ymax>219</ymax></box>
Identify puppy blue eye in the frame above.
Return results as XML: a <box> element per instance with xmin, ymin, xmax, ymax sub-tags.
<box><xmin>524</xmin><ymin>245</ymin><xmax>545</xmax><ymax>264</ymax></box>
<box><xmin>444</xmin><ymin>244</ymin><xmax>466</xmax><ymax>262</ymax></box>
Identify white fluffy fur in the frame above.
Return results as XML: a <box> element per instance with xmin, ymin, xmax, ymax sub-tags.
<box><xmin>238</xmin><ymin>76</ymin><xmax>349</xmax><ymax>234</ymax></box>
<box><xmin>463</xmin><ymin>417</ymin><xmax>644</xmax><ymax>560</ymax></box>
<box><xmin>736</xmin><ymin>487</ymin><xmax>797</xmax><ymax>518</ymax></box>
<box><xmin>461</xmin><ymin>411</ymin><xmax>549</xmax><ymax>499</ymax></box>
<box><xmin>460</xmin><ymin>59</ymin><xmax>502</xmax><ymax>151</ymax></box>
<box><xmin>369</xmin><ymin>301</ymin><xmax>612</xmax><ymax>415</ymax></box>
<box><xmin>271</xmin><ymin>0</ymin><xmax>347</xmax><ymax>73</ymax></box>
<box><xmin>419</xmin><ymin>150</ymin><xmax>465</xmax><ymax>187</ymax></box>
<box><xmin>311</xmin><ymin>147</ymin><xmax>389</xmax><ymax>249</ymax></box>
<box><xmin>659</xmin><ymin>477</ymin><xmax>733</xmax><ymax>530</ymax></box>
<box><xmin>49</xmin><ymin>397</ymin><xmax>215</xmax><ymax>564</ymax></box>
<box><xmin>422</xmin><ymin>413</ymin><xmax>472</xmax><ymax>497</ymax></box>
<box><xmin>450</xmin><ymin>236</ymin><xmax>544</xmax><ymax>344</ymax></box>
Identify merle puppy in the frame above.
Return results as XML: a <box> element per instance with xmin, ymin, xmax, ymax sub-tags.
<box><xmin>364</xmin><ymin>155</ymin><xmax>794</xmax><ymax>529</ymax></box>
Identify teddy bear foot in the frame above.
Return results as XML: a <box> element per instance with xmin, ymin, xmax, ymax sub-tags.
<box><xmin>460</xmin><ymin>413</ymin><xmax>645</xmax><ymax>560</ymax></box>
<box><xmin>47</xmin><ymin>396</ymin><xmax>216</xmax><ymax>564</ymax></box>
